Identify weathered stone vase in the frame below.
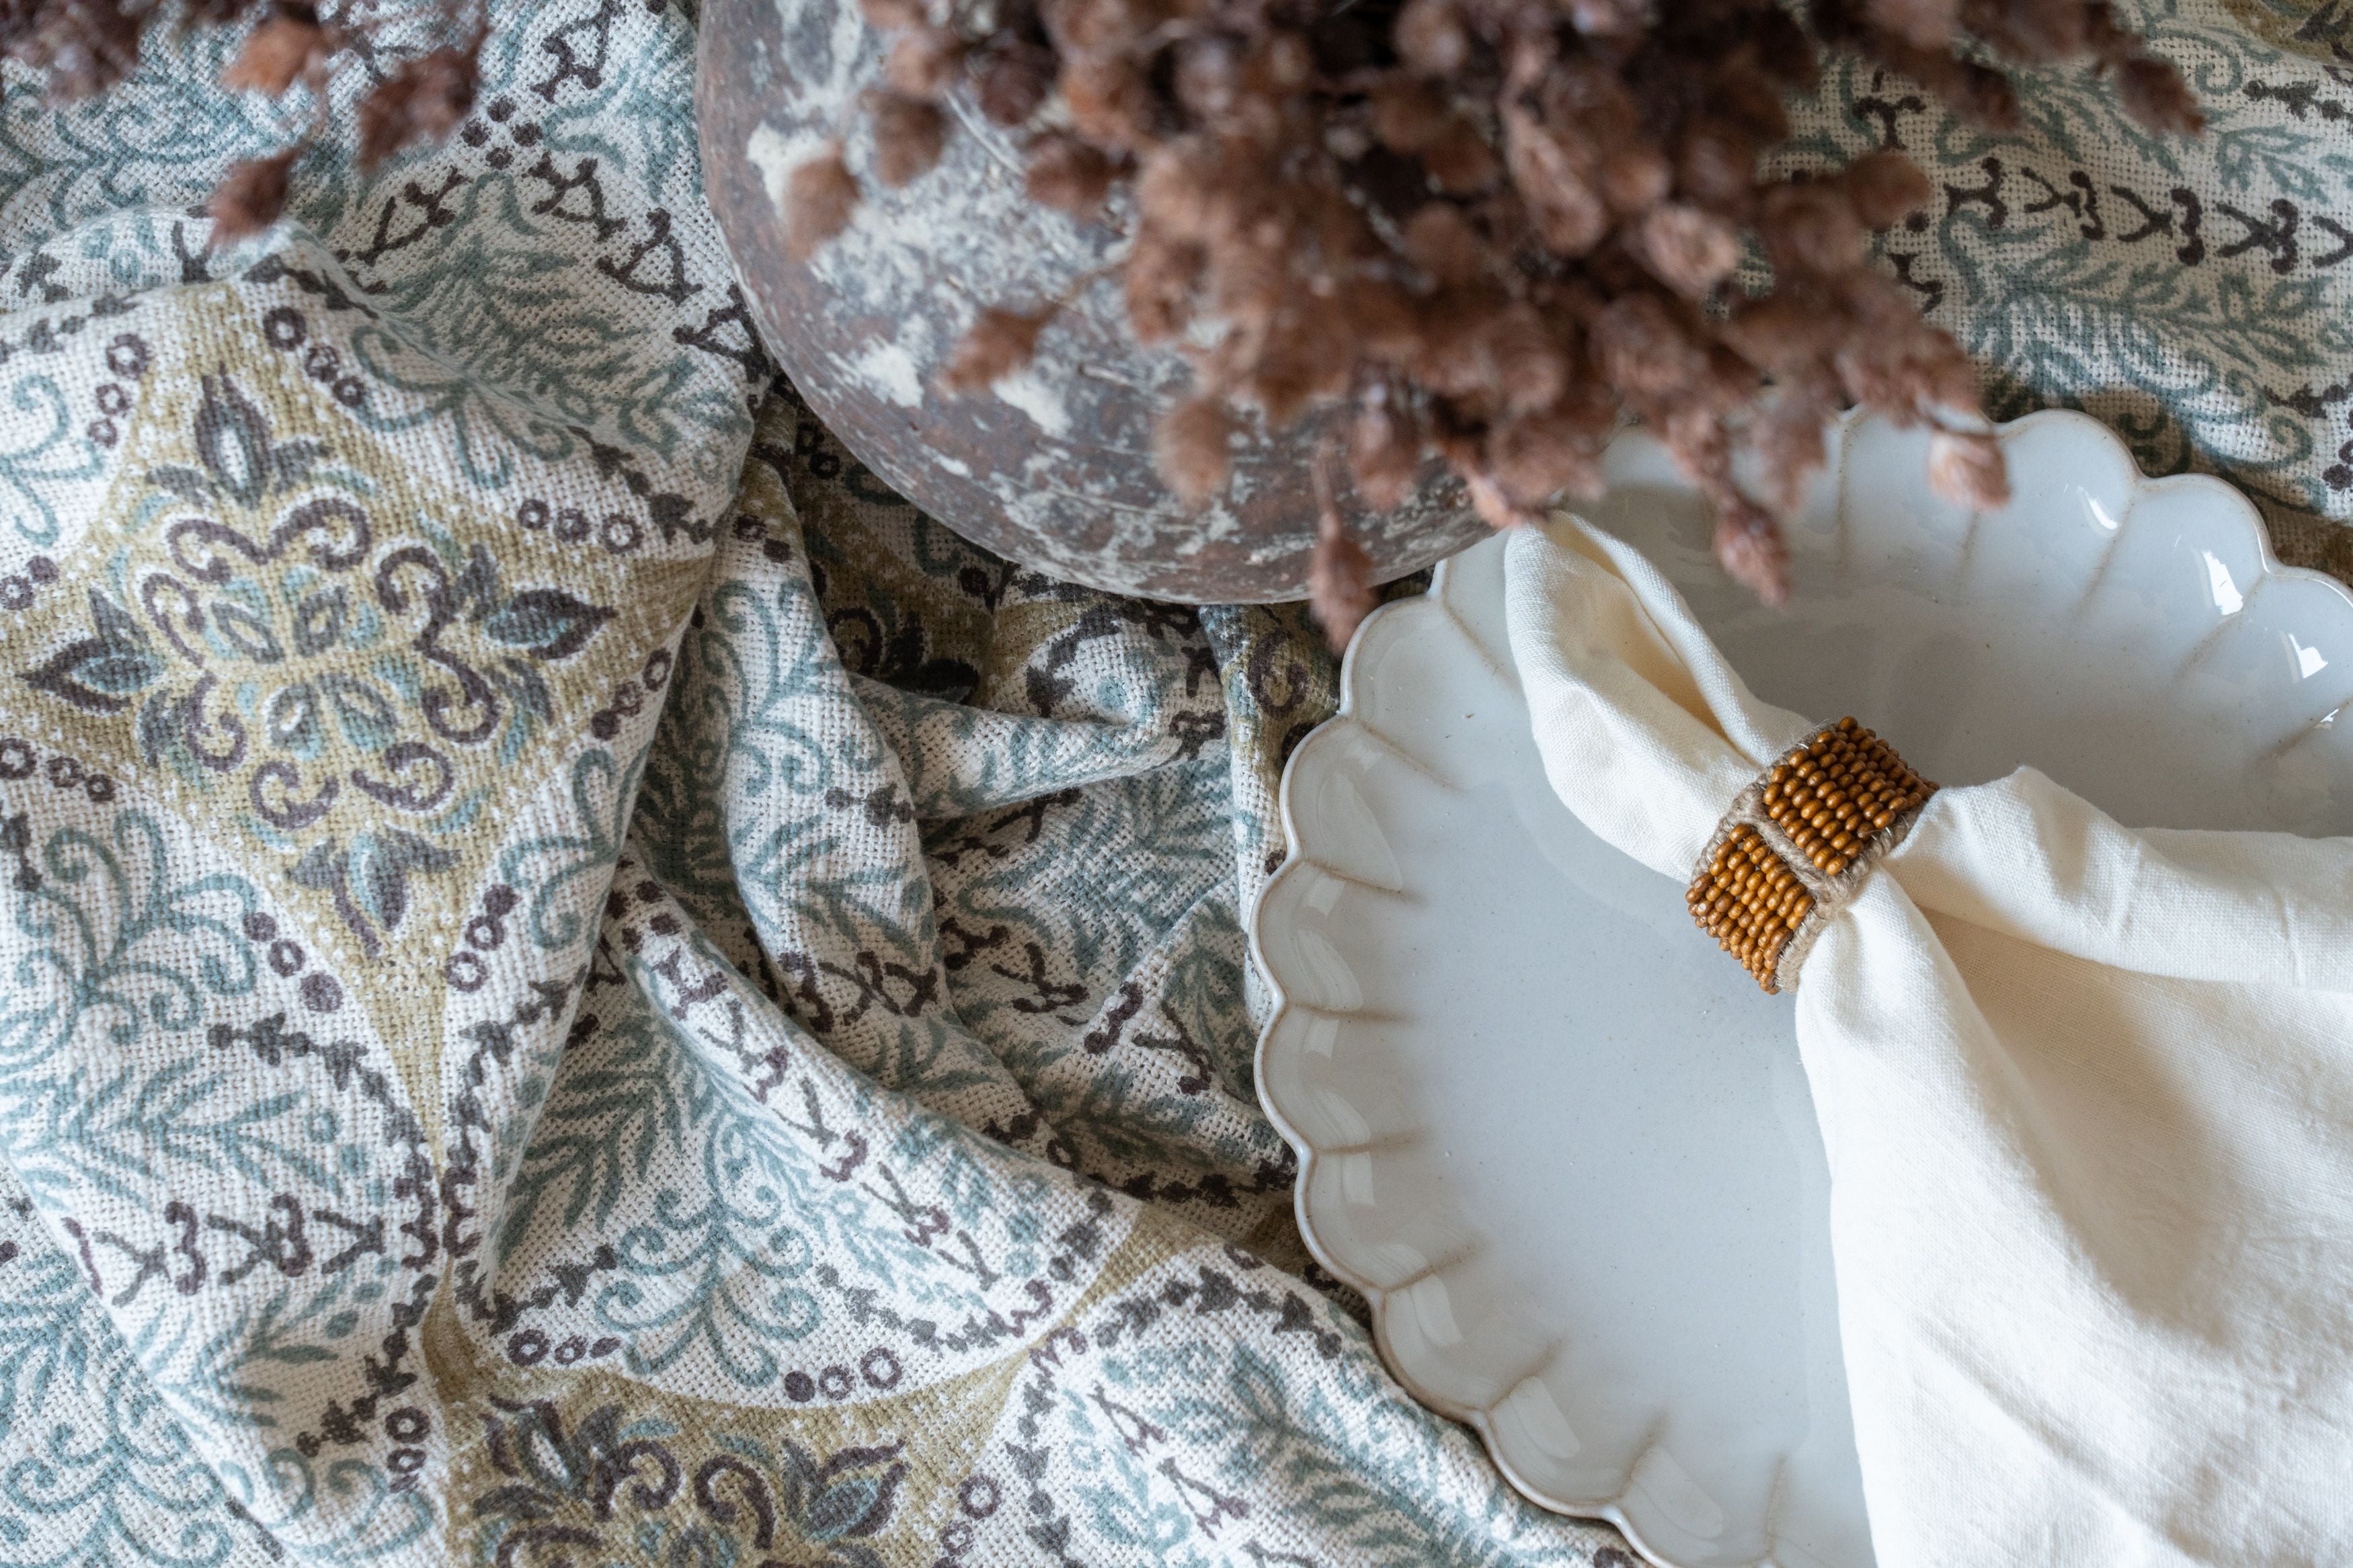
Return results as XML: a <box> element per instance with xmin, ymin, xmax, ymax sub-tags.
<box><xmin>694</xmin><ymin>0</ymin><xmax>1486</xmax><ymax>602</ymax></box>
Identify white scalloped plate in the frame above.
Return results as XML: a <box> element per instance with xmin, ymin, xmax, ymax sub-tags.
<box><xmin>1251</xmin><ymin>410</ymin><xmax>2353</xmax><ymax>1568</ymax></box>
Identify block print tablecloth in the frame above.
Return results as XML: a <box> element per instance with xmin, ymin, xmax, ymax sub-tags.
<box><xmin>0</xmin><ymin>1</ymin><xmax>2346</xmax><ymax>1563</ymax></box>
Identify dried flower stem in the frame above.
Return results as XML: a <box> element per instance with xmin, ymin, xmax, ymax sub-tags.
<box><xmin>1308</xmin><ymin>448</ymin><xmax>1377</xmax><ymax>649</ymax></box>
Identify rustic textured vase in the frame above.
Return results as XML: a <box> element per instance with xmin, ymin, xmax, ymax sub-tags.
<box><xmin>694</xmin><ymin>0</ymin><xmax>1488</xmax><ymax>602</ymax></box>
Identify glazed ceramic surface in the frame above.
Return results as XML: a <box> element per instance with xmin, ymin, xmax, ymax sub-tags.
<box><xmin>1250</xmin><ymin>409</ymin><xmax>2353</xmax><ymax>1568</ymax></box>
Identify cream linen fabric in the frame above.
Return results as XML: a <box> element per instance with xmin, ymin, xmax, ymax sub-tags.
<box><xmin>1503</xmin><ymin>520</ymin><xmax>2353</xmax><ymax>1567</ymax></box>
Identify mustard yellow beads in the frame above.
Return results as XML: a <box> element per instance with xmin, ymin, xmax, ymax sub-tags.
<box><xmin>1687</xmin><ymin>823</ymin><xmax>1814</xmax><ymax>989</ymax></box>
<box><xmin>1687</xmin><ymin>717</ymin><xmax>1937</xmax><ymax>993</ymax></box>
<box><xmin>1759</xmin><ymin>716</ymin><xmax>1936</xmax><ymax>879</ymax></box>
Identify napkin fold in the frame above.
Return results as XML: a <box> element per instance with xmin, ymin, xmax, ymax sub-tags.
<box><xmin>1503</xmin><ymin>520</ymin><xmax>2353</xmax><ymax>1567</ymax></box>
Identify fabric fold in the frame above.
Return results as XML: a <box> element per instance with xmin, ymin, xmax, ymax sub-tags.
<box><xmin>1503</xmin><ymin>518</ymin><xmax>2353</xmax><ymax>1567</ymax></box>
<box><xmin>1502</xmin><ymin>521</ymin><xmax>1813</xmax><ymax>877</ymax></box>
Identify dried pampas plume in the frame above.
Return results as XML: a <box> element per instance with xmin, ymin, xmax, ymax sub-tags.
<box><xmin>1308</xmin><ymin>455</ymin><xmax>1378</xmax><ymax>649</ymax></box>
<box><xmin>207</xmin><ymin>148</ymin><xmax>297</xmax><ymax>240</ymax></box>
<box><xmin>1927</xmin><ymin>429</ymin><xmax>2011</xmax><ymax>510</ymax></box>
<box><xmin>220</xmin><ymin>9</ymin><xmax>332</xmax><ymax>95</ymax></box>
<box><xmin>792</xmin><ymin>0</ymin><xmax>2202</xmax><ymax>645</ymax></box>
<box><xmin>939</xmin><ymin>304</ymin><xmax>1054</xmax><ymax>393</ymax></box>
<box><xmin>1155</xmin><ymin>397</ymin><xmax>1239</xmax><ymax>508</ymax></box>
<box><xmin>866</xmin><ymin>89</ymin><xmax>947</xmax><ymax>185</ymax></box>
<box><xmin>785</xmin><ymin>145</ymin><xmax>863</xmax><ymax>259</ymax></box>
<box><xmin>357</xmin><ymin>44</ymin><xmax>477</xmax><ymax>169</ymax></box>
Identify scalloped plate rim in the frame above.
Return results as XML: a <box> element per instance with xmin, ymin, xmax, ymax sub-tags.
<box><xmin>1821</xmin><ymin>405</ymin><xmax>2353</xmax><ymax>619</ymax></box>
<box><xmin>1247</xmin><ymin>405</ymin><xmax>2353</xmax><ymax>1568</ymax></box>
<box><xmin>1250</xmin><ymin>587</ymin><xmax>1698</xmax><ymax>1562</ymax></box>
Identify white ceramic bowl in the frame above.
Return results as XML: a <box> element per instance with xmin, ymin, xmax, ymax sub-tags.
<box><xmin>1251</xmin><ymin>410</ymin><xmax>2353</xmax><ymax>1568</ymax></box>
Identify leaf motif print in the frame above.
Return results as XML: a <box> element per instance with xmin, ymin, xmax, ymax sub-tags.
<box><xmin>319</xmin><ymin>673</ymin><xmax>401</xmax><ymax>751</ymax></box>
<box><xmin>87</xmin><ymin>590</ymin><xmax>144</xmax><ymax>651</ymax></box>
<box><xmin>802</xmin><ymin>1460</ymin><xmax>906</xmax><ymax>1542</ymax></box>
<box><xmin>290</xmin><ymin>830</ymin><xmax>459</xmax><ymax>953</ymax></box>
<box><xmin>485</xmin><ymin>588</ymin><xmax>615</xmax><ymax>661</ymax></box>
<box><xmin>348</xmin><ymin>829</ymin><xmax>458</xmax><ymax>933</ymax></box>
<box><xmin>21</xmin><ymin>638</ymin><xmax>161</xmax><ymax>712</ymax></box>
<box><xmin>291</xmin><ymin>583</ymin><xmax>350</xmax><ymax>655</ymax></box>
<box><xmin>190</xmin><ymin>372</ymin><xmax>308</xmax><ymax>509</ymax></box>
<box><xmin>208</xmin><ymin>599</ymin><xmax>287</xmax><ymax>664</ymax></box>
<box><xmin>19</xmin><ymin>591</ymin><xmax>162</xmax><ymax>714</ymax></box>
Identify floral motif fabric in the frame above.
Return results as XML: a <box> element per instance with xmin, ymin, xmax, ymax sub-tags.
<box><xmin>0</xmin><ymin>1</ymin><xmax>2346</xmax><ymax>1565</ymax></box>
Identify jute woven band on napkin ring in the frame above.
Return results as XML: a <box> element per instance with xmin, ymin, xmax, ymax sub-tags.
<box><xmin>1686</xmin><ymin>717</ymin><xmax>1939</xmax><ymax>994</ymax></box>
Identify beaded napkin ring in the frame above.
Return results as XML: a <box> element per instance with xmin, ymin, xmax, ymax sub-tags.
<box><xmin>1686</xmin><ymin>717</ymin><xmax>1939</xmax><ymax>994</ymax></box>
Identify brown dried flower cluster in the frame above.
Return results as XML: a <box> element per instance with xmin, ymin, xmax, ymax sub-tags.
<box><xmin>795</xmin><ymin>0</ymin><xmax>2201</xmax><ymax>641</ymax></box>
<box><xmin>5</xmin><ymin>0</ymin><xmax>483</xmax><ymax>242</ymax></box>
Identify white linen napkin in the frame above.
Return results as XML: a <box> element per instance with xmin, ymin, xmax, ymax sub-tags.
<box><xmin>1503</xmin><ymin>519</ymin><xmax>2353</xmax><ymax>1567</ymax></box>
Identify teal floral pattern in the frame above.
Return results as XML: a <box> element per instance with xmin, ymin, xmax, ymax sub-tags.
<box><xmin>0</xmin><ymin>371</ymin><xmax>108</xmax><ymax>552</ymax></box>
<box><xmin>0</xmin><ymin>0</ymin><xmax>2347</xmax><ymax>1565</ymax></box>
<box><xmin>13</xmin><ymin>365</ymin><xmax>625</xmax><ymax>957</ymax></box>
<box><xmin>1771</xmin><ymin>0</ymin><xmax>2353</xmax><ymax>566</ymax></box>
